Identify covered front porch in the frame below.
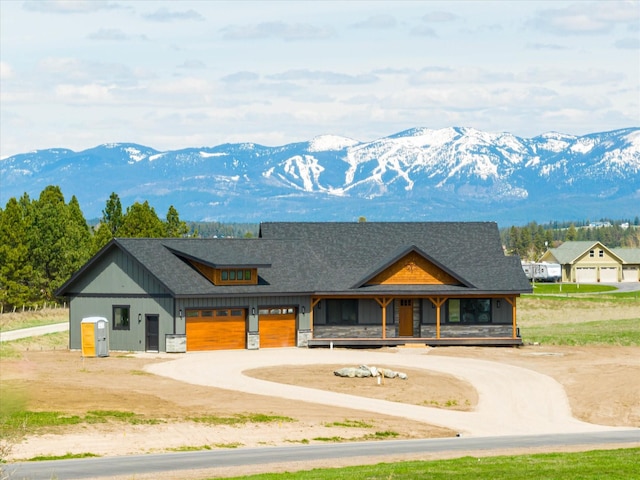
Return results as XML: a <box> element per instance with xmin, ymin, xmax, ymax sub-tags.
<box><xmin>306</xmin><ymin>295</ymin><xmax>523</xmax><ymax>348</ymax></box>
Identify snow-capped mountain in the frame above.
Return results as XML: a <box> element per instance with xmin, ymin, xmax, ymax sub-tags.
<box><xmin>1</xmin><ymin>127</ymin><xmax>638</xmax><ymax>225</ymax></box>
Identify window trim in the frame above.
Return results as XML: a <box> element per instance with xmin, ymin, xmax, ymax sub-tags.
<box><xmin>445</xmin><ymin>298</ymin><xmax>492</xmax><ymax>324</ymax></box>
<box><xmin>112</xmin><ymin>304</ymin><xmax>131</xmax><ymax>331</ymax></box>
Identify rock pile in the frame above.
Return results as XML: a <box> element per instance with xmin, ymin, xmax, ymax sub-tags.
<box><xmin>333</xmin><ymin>365</ymin><xmax>408</xmax><ymax>380</ymax></box>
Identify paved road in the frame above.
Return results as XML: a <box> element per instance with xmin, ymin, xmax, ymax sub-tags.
<box><xmin>8</xmin><ymin>430</ymin><xmax>640</xmax><ymax>480</ymax></box>
<box><xmin>0</xmin><ymin>322</ymin><xmax>68</xmax><ymax>342</ymax></box>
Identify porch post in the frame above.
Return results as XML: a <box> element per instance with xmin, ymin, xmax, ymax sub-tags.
<box><xmin>429</xmin><ymin>297</ymin><xmax>446</xmax><ymax>339</ymax></box>
<box><xmin>436</xmin><ymin>298</ymin><xmax>441</xmax><ymax>339</ymax></box>
<box><xmin>375</xmin><ymin>297</ymin><xmax>393</xmax><ymax>339</ymax></box>
<box><xmin>504</xmin><ymin>296</ymin><xmax>517</xmax><ymax>338</ymax></box>
<box><xmin>310</xmin><ymin>297</ymin><xmax>322</xmax><ymax>338</ymax></box>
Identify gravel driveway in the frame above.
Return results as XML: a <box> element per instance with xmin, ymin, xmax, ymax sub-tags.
<box><xmin>146</xmin><ymin>348</ymin><xmax>635</xmax><ymax>437</ymax></box>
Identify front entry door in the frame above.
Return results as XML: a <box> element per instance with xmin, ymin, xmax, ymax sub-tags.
<box><xmin>145</xmin><ymin>314</ymin><xmax>159</xmax><ymax>352</ymax></box>
<box><xmin>399</xmin><ymin>299</ymin><xmax>413</xmax><ymax>336</ymax></box>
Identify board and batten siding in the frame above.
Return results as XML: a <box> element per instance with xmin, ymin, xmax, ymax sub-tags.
<box><xmin>312</xmin><ymin>298</ymin><xmax>392</xmax><ymax>325</ymax></box>
<box><xmin>67</xmin><ymin>248</ymin><xmax>176</xmax><ymax>352</ymax></box>
<box><xmin>69</xmin><ymin>295</ymin><xmax>173</xmax><ymax>352</ymax></box>
<box><xmin>71</xmin><ymin>248</ymin><xmax>168</xmax><ymax>295</ymax></box>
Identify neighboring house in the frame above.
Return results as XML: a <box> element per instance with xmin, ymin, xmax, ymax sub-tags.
<box><xmin>539</xmin><ymin>241</ymin><xmax>640</xmax><ymax>283</ymax></box>
<box><xmin>56</xmin><ymin>222</ymin><xmax>532</xmax><ymax>353</ymax></box>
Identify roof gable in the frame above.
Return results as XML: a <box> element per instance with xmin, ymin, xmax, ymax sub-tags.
<box><xmin>547</xmin><ymin>241</ymin><xmax>625</xmax><ymax>264</ymax></box>
<box><xmin>354</xmin><ymin>246</ymin><xmax>469</xmax><ymax>288</ymax></box>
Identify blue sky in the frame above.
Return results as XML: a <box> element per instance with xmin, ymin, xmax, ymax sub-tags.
<box><xmin>1</xmin><ymin>0</ymin><xmax>638</xmax><ymax>158</ymax></box>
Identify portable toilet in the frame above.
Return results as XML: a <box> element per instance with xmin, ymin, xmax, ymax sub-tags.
<box><xmin>81</xmin><ymin>317</ymin><xmax>109</xmax><ymax>357</ymax></box>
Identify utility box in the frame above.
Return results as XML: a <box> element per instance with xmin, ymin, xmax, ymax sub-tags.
<box><xmin>81</xmin><ymin>317</ymin><xmax>109</xmax><ymax>357</ymax></box>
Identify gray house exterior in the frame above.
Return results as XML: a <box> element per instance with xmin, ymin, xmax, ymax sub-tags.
<box><xmin>57</xmin><ymin>222</ymin><xmax>532</xmax><ymax>352</ymax></box>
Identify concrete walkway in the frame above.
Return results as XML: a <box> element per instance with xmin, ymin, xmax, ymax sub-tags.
<box><xmin>145</xmin><ymin>348</ymin><xmax>637</xmax><ymax>438</ymax></box>
<box><xmin>0</xmin><ymin>322</ymin><xmax>68</xmax><ymax>342</ymax></box>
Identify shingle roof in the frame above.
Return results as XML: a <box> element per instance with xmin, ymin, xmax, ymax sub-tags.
<box><xmin>59</xmin><ymin>222</ymin><xmax>531</xmax><ymax>297</ymax></box>
<box><xmin>612</xmin><ymin>248</ymin><xmax>640</xmax><ymax>263</ymax></box>
<box><xmin>546</xmin><ymin>241</ymin><xmax>625</xmax><ymax>264</ymax></box>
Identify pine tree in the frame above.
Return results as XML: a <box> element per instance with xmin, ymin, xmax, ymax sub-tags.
<box><xmin>0</xmin><ymin>198</ymin><xmax>35</xmax><ymax>309</ymax></box>
<box><xmin>165</xmin><ymin>205</ymin><xmax>188</xmax><ymax>238</ymax></box>
<box><xmin>118</xmin><ymin>201</ymin><xmax>166</xmax><ymax>238</ymax></box>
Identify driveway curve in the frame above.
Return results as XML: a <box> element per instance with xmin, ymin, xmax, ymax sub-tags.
<box><xmin>146</xmin><ymin>348</ymin><xmax>636</xmax><ymax>437</ymax></box>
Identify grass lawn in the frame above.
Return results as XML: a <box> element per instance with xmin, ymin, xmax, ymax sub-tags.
<box><xmin>521</xmin><ymin>318</ymin><xmax>640</xmax><ymax>346</ymax></box>
<box><xmin>219</xmin><ymin>448</ymin><xmax>640</xmax><ymax>480</ymax></box>
<box><xmin>0</xmin><ymin>308</ymin><xmax>68</xmax><ymax>332</ymax></box>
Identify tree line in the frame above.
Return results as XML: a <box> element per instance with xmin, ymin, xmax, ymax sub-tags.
<box><xmin>2</xmin><ymin>185</ymin><xmax>638</xmax><ymax>310</ymax></box>
<box><xmin>0</xmin><ymin>186</ymin><xmax>189</xmax><ymax>310</ymax></box>
<box><xmin>501</xmin><ymin>219</ymin><xmax>640</xmax><ymax>260</ymax></box>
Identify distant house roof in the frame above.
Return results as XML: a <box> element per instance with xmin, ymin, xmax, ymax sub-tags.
<box><xmin>58</xmin><ymin>222</ymin><xmax>531</xmax><ymax>298</ymax></box>
<box><xmin>544</xmin><ymin>241</ymin><xmax>625</xmax><ymax>264</ymax></box>
<box><xmin>612</xmin><ymin>248</ymin><xmax>640</xmax><ymax>263</ymax></box>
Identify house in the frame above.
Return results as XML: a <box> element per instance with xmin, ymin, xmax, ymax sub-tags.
<box><xmin>539</xmin><ymin>241</ymin><xmax>640</xmax><ymax>283</ymax></box>
<box><xmin>56</xmin><ymin>222</ymin><xmax>532</xmax><ymax>352</ymax></box>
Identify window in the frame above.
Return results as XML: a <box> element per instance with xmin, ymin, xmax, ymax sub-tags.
<box><xmin>326</xmin><ymin>299</ymin><xmax>358</xmax><ymax>324</ymax></box>
<box><xmin>113</xmin><ymin>305</ymin><xmax>130</xmax><ymax>330</ymax></box>
<box><xmin>599</xmin><ymin>250</ymin><xmax>604</xmax><ymax>257</ymax></box>
<box><xmin>589</xmin><ymin>250</ymin><xmax>595</xmax><ymax>257</ymax></box>
<box><xmin>217</xmin><ymin>268</ymin><xmax>255</xmax><ymax>284</ymax></box>
<box><xmin>446</xmin><ymin>299</ymin><xmax>491</xmax><ymax>323</ymax></box>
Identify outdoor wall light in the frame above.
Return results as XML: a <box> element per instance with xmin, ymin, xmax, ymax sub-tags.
<box><xmin>251</xmin><ymin>307</ymin><xmax>256</xmax><ymax>315</ymax></box>
<box><xmin>138</xmin><ymin>313</ymin><xmax>142</xmax><ymax>323</ymax></box>
<box><xmin>497</xmin><ymin>300</ymin><xmax>501</xmax><ymax>308</ymax></box>
<box><xmin>301</xmin><ymin>306</ymin><xmax>305</xmax><ymax>314</ymax></box>
<box><xmin>179</xmin><ymin>309</ymin><xmax>182</xmax><ymax>319</ymax></box>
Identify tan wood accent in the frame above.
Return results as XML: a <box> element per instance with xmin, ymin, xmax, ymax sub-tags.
<box><xmin>310</xmin><ymin>297</ymin><xmax>322</xmax><ymax>336</ymax></box>
<box><xmin>368</xmin><ymin>252</ymin><xmax>457</xmax><ymax>285</ymax></box>
<box><xmin>186</xmin><ymin>310</ymin><xmax>246</xmax><ymax>351</ymax></box>
<box><xmin>260</xmin><ymin>312</ymin><xmax>296</xmax><ymax>348</ymax></box>
<box><xmin>399</xmin><ymin>299</ymin><xmax>413</xmax><ymax>336</ymax></box>
<box><xmin>428</xmin><ymin>297</ymin><xmax>447</xmax><ymax>339</ymax></box>
<box><xmin>190</xmin><ymin>261</ymin><xmax>257</xmax><ymax>285</ymax></box>
<box><xmin>374</xmin><ymin>297</ymin><xmax>393</xmax><ymax>339</ymax></box>
<box><xmin>504</xmin><ymin>296</ymin><xmax>517</xmax><ymax>338</ymax></box>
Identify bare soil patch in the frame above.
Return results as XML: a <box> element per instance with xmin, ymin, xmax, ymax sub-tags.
<box><xmin>2</xmin><ymin>344</ymin><xmax>638</xmax><ymax>464</ymax></box>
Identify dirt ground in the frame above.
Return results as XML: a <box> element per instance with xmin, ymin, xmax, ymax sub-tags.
<box><xmin>2</xmin><ymin>344</ymin><xmax>638</xmax><ymax>466</ymax></box>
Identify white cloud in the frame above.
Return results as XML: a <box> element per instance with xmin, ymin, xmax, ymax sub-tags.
<box><xmin>55</xmin><ymin>83</ymin><xmax>114</xmax><ymax>102</ymax></box>
<box><xmin>529</xmin><ymin>1</ymin><xmax>640</xmax><ymax>35</ymax></box>
<box><xmin>141</xmin><ymin>8</ymin><xmax>204</xmax><ymax>22</ymax></box>
<box><xmin>220</xmin><ymin>21</ymin><xmax>334</xmax><ymax>41</ymax></box>
<box><xmin>351</xmin><ymin>15</ymin><xmax>397</xmax><ymax>29</ymax></box>
<box><xmin>422</xmin><ymin>11</ymin><xmax>458</xmax><ymax>23</ymax></box>
<box><xmin>22</xmin><ymin>0</ymin><xmax>124</xmax><ymax>14</ymax></box>
<box><xmin>0</xmin><ymin>61</ymin><xmax>14</xmax><ymax>79</ymax></box>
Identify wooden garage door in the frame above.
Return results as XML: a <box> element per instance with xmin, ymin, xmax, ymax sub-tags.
<box><xmin>186</xmin><ymin>309</ymin><xmax>246</xmax><ymax>351</ymax></box>
<box><xmin>576</xmin><ymin>267</ymin><xmax>597</xmax><ymax>283</ymax></box>
<box><xmin>259</xmin><ymin>307</ymin><xmax>296</xmax><ymax>348</ymax></box>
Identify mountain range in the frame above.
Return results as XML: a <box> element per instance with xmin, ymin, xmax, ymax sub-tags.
<box><xmin>1</xmin><ymin>127</ymin><xmax>639</xmax><ymax>226</ymax></box>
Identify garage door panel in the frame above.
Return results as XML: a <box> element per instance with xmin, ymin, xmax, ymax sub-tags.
<box><xmin>576</xmin><ymin>267</ymin><xmax>597</xmax><ymax>283</ymax></box>
<box><xmin>599</xmin><ymin>267</ymin><xmax>618</xmax><ymax>283</ymax></box>
<box><xmin>260</xmin><ymin>313</ymin><xmax>296</xmax><ymax>348</ymax></box>
<box><xmin>186</xmin><ymin>309</ymin><xmax>246</xmax><ymax>351</ymax></box>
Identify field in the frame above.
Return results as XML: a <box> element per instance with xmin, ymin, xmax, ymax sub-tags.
<box><xmin>1</xmin><ymin>290</ymin><xmax>639</xmax><ymax>479</ymax></box>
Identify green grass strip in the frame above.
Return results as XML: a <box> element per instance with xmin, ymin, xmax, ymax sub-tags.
<box><xmin>217</xmin><ymin>448</ymin><xmax>640</xmax><ymax>479</ymax></box>
<box><xmin>522</xmin><ymin>318</ymin><xmax>640</xmax><ymax>346</ymax></box>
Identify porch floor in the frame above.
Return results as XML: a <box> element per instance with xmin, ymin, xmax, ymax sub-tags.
<box><xmin>307</xmin><ymin>337</ymin><xmax>523</xmax><ymax>348</ymax></box>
